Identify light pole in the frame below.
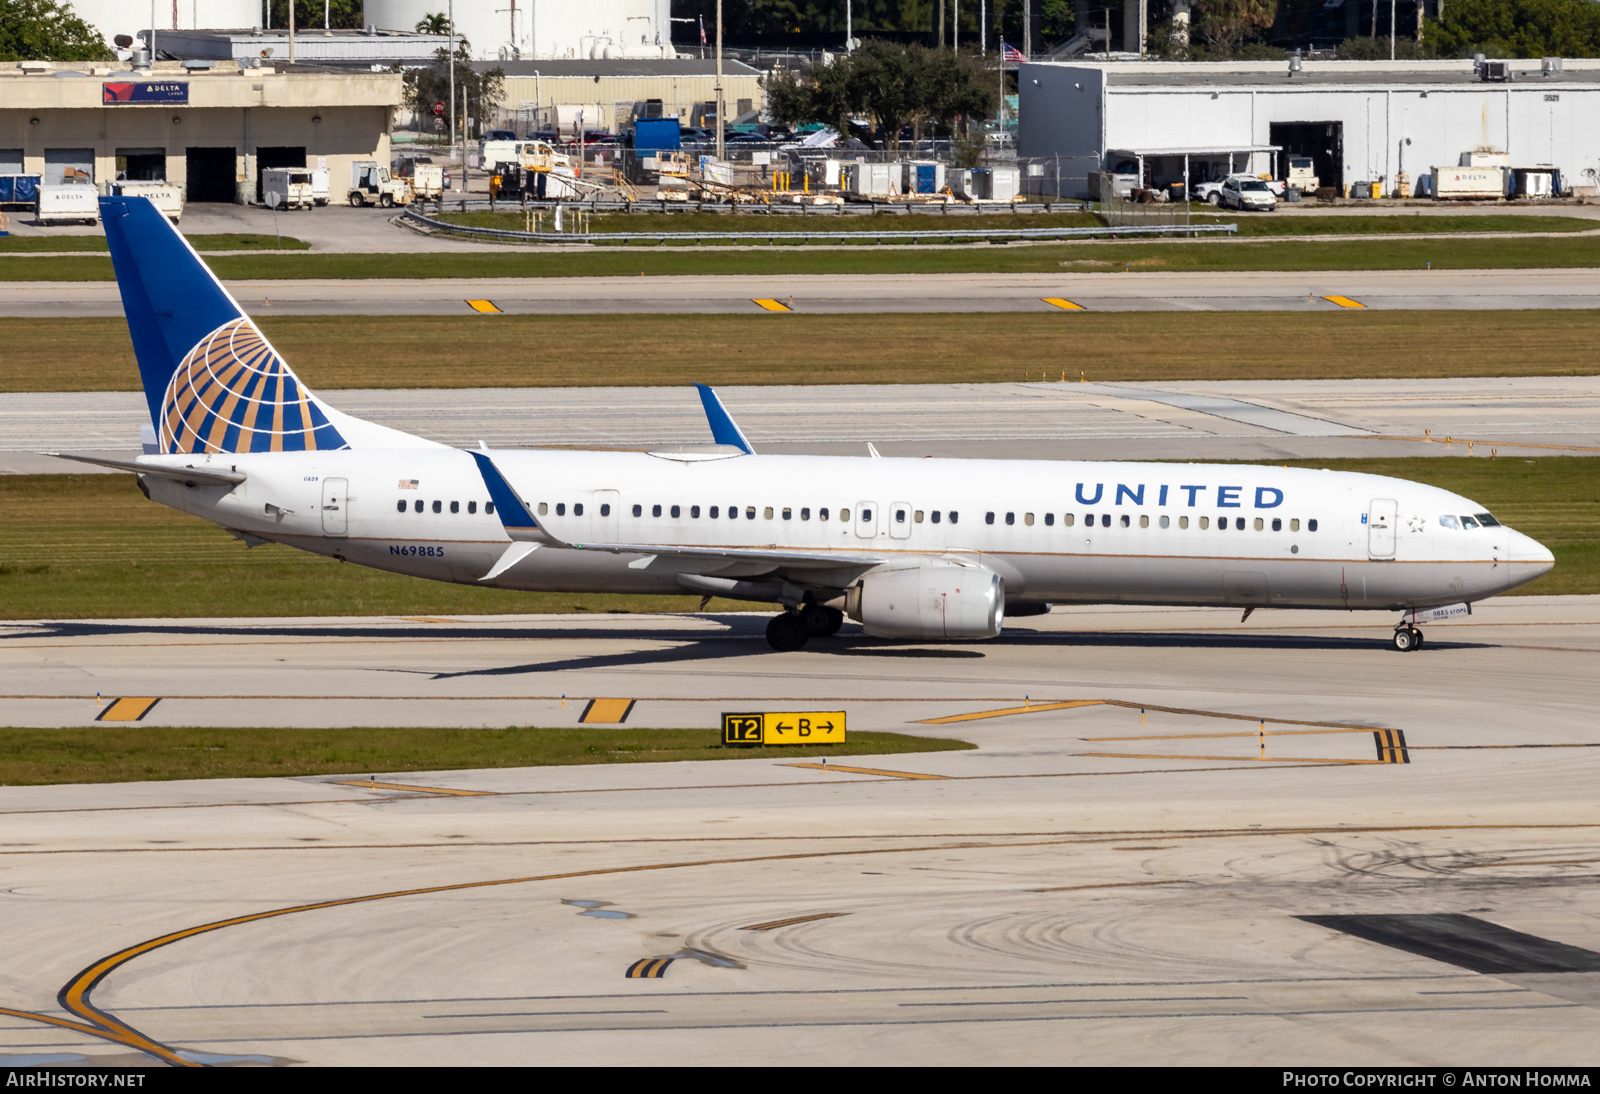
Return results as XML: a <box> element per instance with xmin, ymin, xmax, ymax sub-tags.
<box><xmin>448</xmin><ymin>0</ymin><xmax>456</xmax><ymax>171</ymax></box>
<box><xmin>715</xmin><ymin>0</ymin><xmax>724</xmax><ymax>162</ymax></box>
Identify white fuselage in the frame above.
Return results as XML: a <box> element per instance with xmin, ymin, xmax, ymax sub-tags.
<box><xmin>138</xmin><ymin>447</ymin><xmax>1553</xmax><ymax>613</ymax></box>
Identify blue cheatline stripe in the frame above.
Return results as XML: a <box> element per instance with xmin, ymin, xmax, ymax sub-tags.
<box><xmin>467</xmin><ymin>451</ymin><xmax>540</xmax><ymax>530</ymax></box>
<box><xmin>694</xmin><ymin>384</ymin><xmax>755</xmax><ymax>454</ymax></box>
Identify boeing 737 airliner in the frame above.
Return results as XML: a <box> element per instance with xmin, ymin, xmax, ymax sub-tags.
<box><xmin>61</xmin><ymin>196</ymin><xmax>1555</xmax><ymax>651</ymax></box>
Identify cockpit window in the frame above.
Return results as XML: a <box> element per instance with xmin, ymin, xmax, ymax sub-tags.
<box><xmin>1475</xmin><ymin>512</ymin><xmax>1501</xmax><ymax>527</ymax></box>
<box><xmin>1460</xmin><ymin>515</ymin><xmax>1480</xmax><ymax>529</ymax></box>
<box><xmin>1439</xmin><ymin>514</ymin><xmax>1460</xmax><ymax>530</ymax></box>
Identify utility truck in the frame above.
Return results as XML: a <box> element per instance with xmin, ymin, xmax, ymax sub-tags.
<box><xmin>347</xmin><ymin>161</ymin><xmax>414</xmax><ymax>208</ymax></box>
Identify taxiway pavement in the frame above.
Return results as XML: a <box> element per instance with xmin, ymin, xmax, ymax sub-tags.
<box><xmin>8</xmin><ymin>376</ymin><xmax>1597</xmax><ymax>475</ymax></box>
<box><xmin>0</xmin><ymin>597</ymin><xmax>1597</xmax><ymax>1065</ymax></box>
<box><xmin>6</xmin><ymin>268</ymin><xmax>1600</xmax><ymax>317</ymax></box>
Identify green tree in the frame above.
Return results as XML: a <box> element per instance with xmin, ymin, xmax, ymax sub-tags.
<box><xmin>0</xmin><ymin>0</ymin><xmax>112</xmax><ymax>61</ymax></box>
<box><xmin>1427</xmin><ymin>0</ymin><xmax>1600</xmax><ymax>58</ymax></box>
<box><xmin>401</xmin><ymin>39</ymin><xmax>505</xmax><ymax>137</ymax></box>
<box><xmin>264</xmin><ymin>0</ymin><xmax>365</xmax><ymax>31</ymax></box>
<box><xmin>1195</xmin><ymin>0</ymin><xmax>1277</xmax><ymax>54</ymax></box>
<box><xmin>414</xmin><ymin>12</ymin><xmax>453</xmax><ymax>35</ymax></box>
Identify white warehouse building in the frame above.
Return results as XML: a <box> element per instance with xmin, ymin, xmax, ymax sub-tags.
<box><xmin>1018</xmin><ymin>58</ymin><xmax>1600</xmax><ymax>199</ymax></box>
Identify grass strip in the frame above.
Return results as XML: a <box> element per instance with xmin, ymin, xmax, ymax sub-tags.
<box><xmin>4</xmin><ymin>233</ymin><xmax>1598</xmax><ymax>280</ymax></box>
<box><xmin>9</xmin><ymin>311</ymin><xmax>1600</xmax><ymax>393</ymax></box>
<box><xmin>1</xmin><ymin>457</ymin><xmax>1592</xmax><ymax>620</ymax></box>
<box><xmin>0</xmin><ymin>726</ymin><xmax>973</xmax><ymax>785</ymax></box>
<box><xmin>0</xmin><ymin>234</ymin><xmax>308</xmax><ymax>253</ymax></box>
<box><xmin>437</xmin><ymin>209</ymin><xmax>1593</xmax><ymax>239</ymax></box>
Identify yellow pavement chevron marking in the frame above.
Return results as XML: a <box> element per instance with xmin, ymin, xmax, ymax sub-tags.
<box><xmin>95</xmin><ymin>697</ymin><xmax>160</xmax><ymax>722</ymax></box>
<box><xmin>1041</xmin><ymin>297</ymin><xmax>1086</xmax><ymax>310</ymax></box>
<box><xmin>752</xmin><ymin>298</ymin><xmax>792</xmax><ymax>312</ymax></box>
<box><xmin>466</xmin><ymin>299</ymin><xmax>502</xmax><ymax>313</ymax></box>
<box><xmin>579</xmin><ymin>698</ymin><xmax>636</xmax><ymax>724</ymax></box>
<box><xmin>1322</xmin><ymin>295</ymin><xmax>1366</xmax><ymax>309</ymax></box>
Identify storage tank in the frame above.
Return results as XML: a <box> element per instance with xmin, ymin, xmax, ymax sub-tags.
<box><xmin>362</xmin><ymin>0</ymin><xmax>675</xmax><ymax>61</ymax></box>
<box><xmin>70</xmin><ymin>0</ymin><xmax>259</xmax><ymax>43</ymax></box>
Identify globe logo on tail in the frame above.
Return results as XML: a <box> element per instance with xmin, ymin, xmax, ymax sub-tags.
<box><xmin>159</xmin><ymin>319</ymin><xmax>347</xmax><ymax>454</ymax></box>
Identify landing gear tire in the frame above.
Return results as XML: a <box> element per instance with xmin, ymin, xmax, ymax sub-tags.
<box><xmin>1412</xmin><ymin>627</ymin><xmax>1424</xmax><ymax>649</ymax></box>
<box><xmin>766</xmin><ymin>612</ymin><xmax>810</xmax><ymax>651</ymax></box>
<box><xmin>1392</xmin><ymin>627</ymin><xmax>1421</xmax><ymax>652</ymax></box>
<box><xmin>801</xmin><ymin>604</ymin><xmax>843</xmax><ymax>637</ymax></box>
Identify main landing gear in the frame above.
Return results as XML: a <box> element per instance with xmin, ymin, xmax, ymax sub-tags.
<box><xmin>765</xmin><ymin>603</ymin><xmax>844</xmax><ymax>651</ymax></box>
<box><xmin>1392</xmin><ymin>624</ymin><xmax>1424</xmax><ymax>652</ymax></box>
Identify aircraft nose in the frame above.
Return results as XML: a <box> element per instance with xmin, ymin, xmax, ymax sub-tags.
<box><xmin>1510</xmin><ymin>528</ymin><xmax>1555</xmax><ymax>575</ymax></box>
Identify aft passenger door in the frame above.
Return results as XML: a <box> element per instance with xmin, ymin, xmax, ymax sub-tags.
<box><xmin>321</xmin><ymin>477</ymin><xmax>348</xmax><ymax>537</ymax></box>
<box><xmin>1368</xmin><ymin>498</ymin><xmax>1397</xmax><ymax>559</ymax></box>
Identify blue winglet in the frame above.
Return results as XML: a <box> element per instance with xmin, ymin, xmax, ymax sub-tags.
<box><xmin>694</xmin><ymin>384</ymin><xmax>755</xmax><ymax>455</ymax></box>
<box><xmin>468</xmin><ymin>451</ymin><xmax>540</xmax><ymax>531</ymax></box>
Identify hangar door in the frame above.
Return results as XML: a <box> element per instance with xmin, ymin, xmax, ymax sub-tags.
<box><xmin>1269</xmin><ymin>122</ymin><xmax>1343</xmax><ymax>193</ymax></box>
<box><xmin>255</xmin><ymin>146</ymin><xmax>306</xmax><ymax>202</ymax></box>
<box><xmin>185</xmin><ymin>147</ymin><xmax>237</xmax><ymax>202</ymax></box>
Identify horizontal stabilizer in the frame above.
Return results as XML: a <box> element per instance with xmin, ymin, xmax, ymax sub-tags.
<box><xmin>45</xmin><ymin>452</ymin><xmax>246</xmax><ymax>486</ymax></box>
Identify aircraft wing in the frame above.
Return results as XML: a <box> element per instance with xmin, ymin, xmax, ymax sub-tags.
<box><xmin>45</xmin><ymin>452</ymin><xmax>246</xmax><ymax>486</ymax></box>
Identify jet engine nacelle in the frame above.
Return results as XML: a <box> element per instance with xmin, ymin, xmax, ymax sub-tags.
<box><xmin>847</xmin><ymin>564</ymin><xmax>1004</xmax><ymax>640</ymax></box>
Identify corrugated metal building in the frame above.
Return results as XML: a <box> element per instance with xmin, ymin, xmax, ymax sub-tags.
<box><xmin>1018</xmin><ymin>58</ymin><xmax>1600</xmax><ymax>199</ymax></box>
<box><xmin>481</xmin><ymin>58</ymin><xmax>766</xmax><ymax>133</ymax></box>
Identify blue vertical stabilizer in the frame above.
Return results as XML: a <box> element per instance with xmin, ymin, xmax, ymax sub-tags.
<box><xmin>99</xmin><ymin>195</ymin><xmax>347</xmax><ymax>454</ymax></box>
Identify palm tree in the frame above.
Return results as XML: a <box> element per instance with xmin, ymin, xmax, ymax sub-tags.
<box><xmin>414</xmin><ymin>12</ymin><xmax>453</xmax><ymax>35</ymax></box>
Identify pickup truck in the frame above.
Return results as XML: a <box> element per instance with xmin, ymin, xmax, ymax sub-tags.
<box><xmin>1195</xmin><ymin>173</ymin><xmax>1285</xmax><ymax>205</ymax></box>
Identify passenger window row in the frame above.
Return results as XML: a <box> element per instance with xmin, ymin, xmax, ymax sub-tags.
<box><xmin>982</xmin><ymin>511</ymin><xmax>1319</xmax><ymax>533</ymax></box>
<box><xmin>396</xmin><ymin>499</ymin><xmax>496</xmax><ymax>515</ymax></box>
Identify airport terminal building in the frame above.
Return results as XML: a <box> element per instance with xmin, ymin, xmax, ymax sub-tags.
<box><xmin>0</xmin><ymin>60</ymin><xmax>402</xmax><ymax>203</ymax></box>
<box><xmin>1017</xmin><ymin>58</ymin><xmax>1600</xmax><ymax>199</ymax></box>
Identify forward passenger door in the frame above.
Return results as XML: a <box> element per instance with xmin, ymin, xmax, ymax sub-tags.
<box><xmin>1368</xmin><ymin>498</ymin><xmax>1397</xmax><ymax>559</ymax></box>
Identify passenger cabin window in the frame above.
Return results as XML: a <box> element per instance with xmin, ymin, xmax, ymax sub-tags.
<box><xmin>1101</xmin><ymin>514</ymin><xmax>1110</xmax><ymax>528</ymax></box>
<box><xmin>538</xmin><ymin>502</ymin><xmax>548</xmax><ymax>516</ymax></box>
<box><xmin>1308</xmin><ymin>519</ymin><xmax>1319</xmax><ymax>532</ymax></box>
<box><xmin>1140</xmin><ymin>515</ymin><xmax>1149</xmax><ymax>528</ymax></box>
<box><xmin>671</xmin><ymin>505</ymin><xmax>681</xmax><ymax>518</ymax></box>
<box><xmin>746</xmin><ymin>507</ymin><xmax>757</xmax><ymax>520</ymax></box>
<box><xmin>652</xmin><ymin>504</ymin><xmax>662</xmax><ymax>517</ymax></box>
<box><xmin>1235</xmin><ymin>518</ymin><xmax>1245</xmax><ymax>530</ymax></box>
<box><xmin>1023</xmin><ymin>513</ymin><xmax>1034</xmax><ymax>526</ymax></box>
<box><xmin>764</xmin><ymin>507</ymin><xmax>774</xmax><ymax>520</ymax></box>
<box><xmin>859</xmin><ymin>508</ymin><xmax>870</xmax><ymax>522</ymax></box>
<box><xmin>1063</xmin><ymin>513</ymin><xmax>1074</xmax><ymax>527</ymax></box>
<box><xmin>469</xmin><ymin>501</ymin><xmax>478</xmax><ymax>514</ymax></box>
<box><xmin>949</xmin><ymin>511</ymin><xmax>959</xmax><ymax>525</ymax></box>
<box><xmin>486</xmin><ymin>503</ymin><xmax>495</xmax><ymax>515</ymax></box>
<box><xmin>840</xmin><ymin>508</ymin><xmax>850</xmax><ymax>522</ymax></box>
<box><xmin>1270</xmin><ymin>517</ymin><xmax>1280</xmax><ymax>531</ymax></box>
<box><xmin>1159</xmin><ymin>515</ymin><xmax>1170</xmax><ymax>529</ymax></box>
<box><xmin>1120</xmin><ymin>514</ymin><xmax>1130</xmax><ymax>528</ymax></box>
<box><xmin>432</xmin><ymin>500</ymin><xmax>442</xmax><ymax>514</ymax></box>
<box><xmin>1290</xmin><ymin>518</ymin><xmax>1300</xmax><ymax>532</ymax></box>
<box><xmin>782</xmin><ymin>508</ymin><xmax>792</xmax><ymax>520</ymax></box>
<box><xmin>573</xmin><ymin>503</ymin><xmax>583</xmax><ymax>516</ymax></box>
<box><xmin>691</xmin><ymin>506</ymin><xmax>700</xmax><ymax>518</ymax></box>
<box><xmin>1006</xmin><ymin>512</ymin><xmax>1015</xmax><ymax>526</ymax></box>
<box><xmin>450</xmin><ymin>501</ymin><xmax>459</xmax><ymax>514</ymax></box>
<box><xmin>800</xmin><ymin>508</ymin><xmax>810</xmax><ymax>520</ymax></box>
<box><xmin>396</xmin><ymin>500</ymin><xmax>406</xmax><ymax>513</ymax></box>
<box><xmin>632</xmin><ymin>504</ymin><xmax>642</xmax><ymax>517</ymax></box>
<box><xmin>710</xmin><ymin>506</ymin><xmax>719</xmax><ymax>518</ymax></box>
<box><xmin>986</xmin><ymin>512</ymin><xmax>995</xmax><ymax>525</ymax></box>
<box><xmin>1044</xmin><ymin>513</ymin><xmax>1054</xmax><ymax>526</ymax></box>
<box><xmin>1254</xmin><ymin>517</ymin><xmax>1263</xmax><ymax>531</ymax></box>
<box><xmin>820</xmin><ymin>508</ymin><xmax>830</xmax><ymax>521</ymax></box>
<box><xmin>1178</xmin><ymin>516</ymin><xmax>1188</xmax><ymax>529</ymax></box>
<box><xmin>600</xmin><ymin>503</ymin><xmax>610</xmax><ymax>516</ymax></box>
<box><xmin>914</xmin><ymin>510</ymin><xmax>924</xmax><ymax>523</ymax></box>
<box><xmin>556</xmin><ymin>503</ymin><xmax>566</xmax><ymax>516</ymax></box>
<box><xmin>1199</xmin><ymin>516</ymin><xmax>1210</xmax><ymax>529</ymax></box>
<box><xmin>895</xmin><ymin>508</ymin><xmax>907</xmax><ymax>524</ymax></box>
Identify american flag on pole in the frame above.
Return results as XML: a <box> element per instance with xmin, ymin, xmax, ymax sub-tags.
<box><xmin>699</xmin><ymin>16</ymin><xmax>707</xmax><ymax>45</ymax></box>
<box><xmin>1002</xmin><ymin>41</ymin><xmax>1027</xmax><ymax>62</ymax></box>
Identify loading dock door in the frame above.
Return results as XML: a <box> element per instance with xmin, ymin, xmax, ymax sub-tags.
<box><xmin>255</xmin><ymin>146</ymin><xmax>306</xmax><ymax>202</ymax></box>
<box><xmin>1269</xmin><ymin>122</ymin><xmax>1343</xmax><ymax>193</ymax></box>
<box><xmin>185</xmin><ymin>147</ymin><xmax>236</xmax><ymax>202</ymax></box>
<box><xmin>44</xmin><ymin>148</ymin><xmax>95</xmax><ymax>185</ymax></box>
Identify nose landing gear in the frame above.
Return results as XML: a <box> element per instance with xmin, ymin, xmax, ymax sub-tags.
<box><xmin>1392</xmin><ymin>624</ymin><xmax>1424</xmax><ymax>652</ymax></box>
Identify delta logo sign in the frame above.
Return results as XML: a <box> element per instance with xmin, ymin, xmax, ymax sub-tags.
<box><xmin>102</xmin><ymin>82</ymin><xmax>189</xmax><ymax>104</ymax></box>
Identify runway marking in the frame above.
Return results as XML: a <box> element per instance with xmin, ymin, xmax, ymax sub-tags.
<box><xmin>752</xmin><ymin>298</ymin><xmax>792</xmax><ymax>312</ymax></box>
<box><xmin>1032</xmin><ymin>880</ymin><xmax>1189</xmax><ymax>894</ymax></box>
<box><xmin>399</xmin><ymin>617</ymin><xmax>462</xmax><ymax>624</ymax></box>
<box><xmin>1079</xmin><ymin>751</ymin><xmax>1384</xmax><ymax>765</ymax></box>
<box><xmin>782</xmin><ymin>763</ymin><xmax>948</xmax><ymax>780</ymax></box>
<box><xmin>579</xmin><ymin>698</ymin><xmax>636</xmax><ymax>724</ymax></box>
<box><xmin>465</xmin><ymin>300</ymin><xmax>502</xmax><ymax>314</ymax></box>
<box><xmin>625</xmin><ymin>958</ymin><xmax>674</xmax><ymax>979</ymax></box>
<box><xmin>742</xmin><ymin>912</ymin><xmax>849</xmax><ymax>931</ymax></box>
<box><xmin>920</xmin><ymin>700</ymin><xmax>1105</xmax><ymax>724</ymax></box>
<box><xmin>94</xmin><ymin>697</ymin><xmax>160</xmax><ymax>722</ymax></box>
<box><xmin>1322</xmin><ymin>295</ymin><xmax>1367</xmax><ymax>309</ymax></box>
<box><xmin>1374</xmin><ymin>728</ymin><xmax>1411</xmax><ymax>764</ymax></box>
<box><xmin>329</xmin><ymin>779</ymin><xmax>493</xmax><ymax>797</ymax></box>
<box><xmin>1041</xmin><ymin>297</ymin><xmax>1086</xmax><ymax>310</ymax></box>
<box><xmin>1385</xmin><ymin>435</ymin><xmax>1600</xmax><ymax>455</ymax></box>
<box><xmin>1086</xmin><ymin>727</ymin><xmax>1374</xmax><ymax>741</ymax></box>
